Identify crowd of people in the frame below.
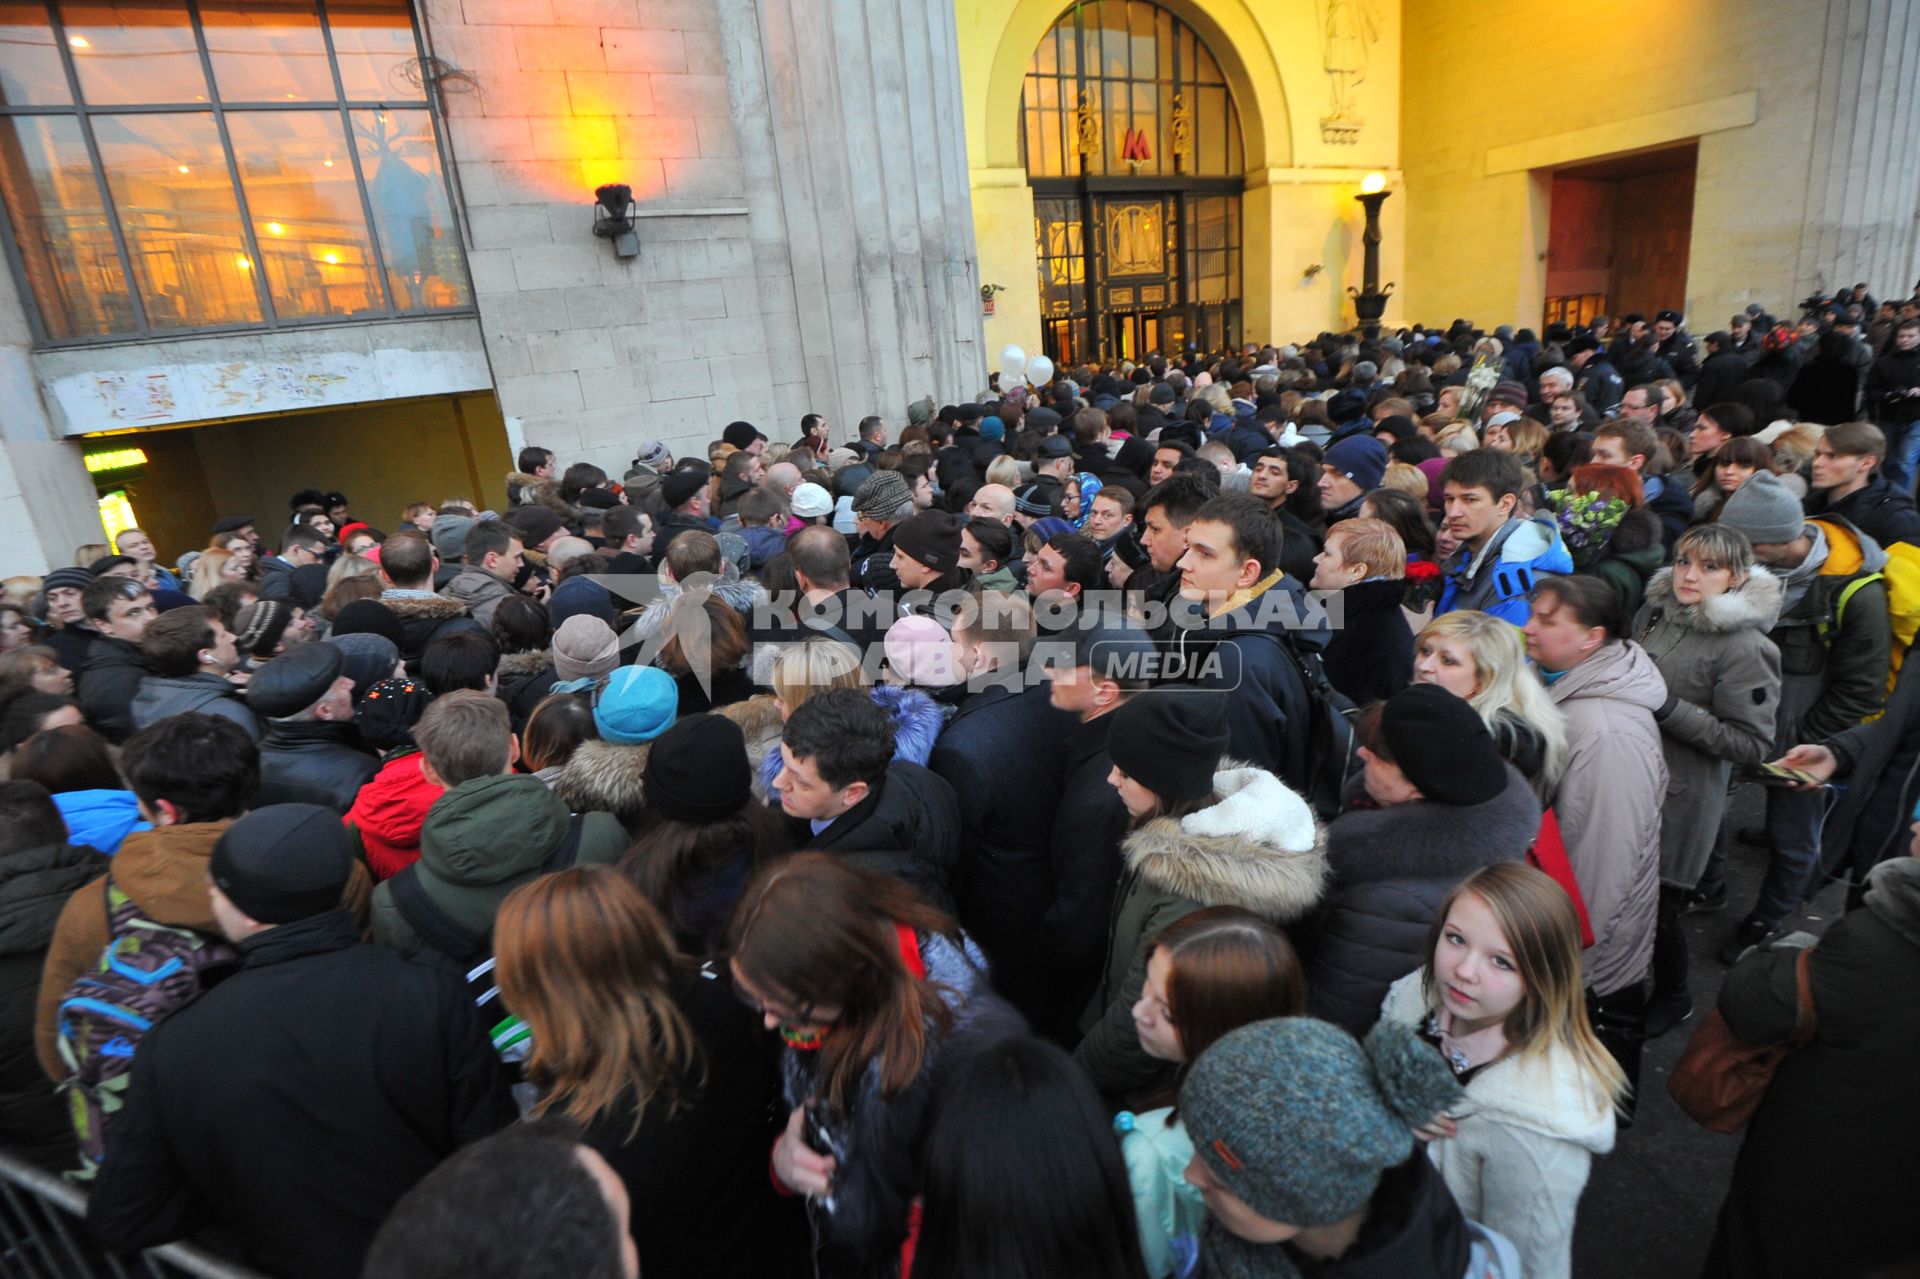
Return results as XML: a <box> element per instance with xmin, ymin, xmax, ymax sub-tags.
<box><xmin>0</xmin><ymin>293</ymin><xmax>1918</xmax><ymax>1278</ymax></box>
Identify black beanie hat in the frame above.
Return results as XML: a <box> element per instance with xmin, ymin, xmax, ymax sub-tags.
<box><xmin>354</xmin><ymin>676</ymin><xmax>432</xmax><ymax>752</ymax></box>
<box><xmin>642</xmin><ymin>713</ymin><xmax>751</xmax><ymax>822</ymax></box>
<box><xmin>210</xmin><ymin>804</ymin><xmax>352</xmax><ymax>924</ymax></box>
<box><xmin>1106</xmin><ymin>691</ymin><xmax>1229</xmax><ymax>804</ymax></box>
<box><xmin>1380</xmin><ymin>684</ymin><xmax>1507</xmax><ymax>806</ymax></box>
<box><xmin>893</xmin><ymin>509</ymin><xmax>963</xmax><ymax>572</ymax></box>
<box><xmin>331</xmin><ymin>598</ymin><xmax>404</xmax><ymax>648</ymax></box>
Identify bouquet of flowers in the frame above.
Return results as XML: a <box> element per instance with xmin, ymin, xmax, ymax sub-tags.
<box><xmin>1552</xmin><ymin>489</ymin><xmax>1628</xmax><ymax>569</ymax></box>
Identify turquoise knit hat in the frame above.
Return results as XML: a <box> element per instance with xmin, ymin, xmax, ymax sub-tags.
<box><xmin>1180</xmin><ymin>1018</ymin><xmax>1464</xmax><ymax>1227</ymax></box>
<box><xmin>593</xmin><ymin>666</ymin><xmax>678</xmax><ymax>745</ymax></box>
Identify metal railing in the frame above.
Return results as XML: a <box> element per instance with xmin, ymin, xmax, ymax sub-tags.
<box><xmin>0</xmin><ymin>1151</ymin><xmax>262</xmax><ymax>1279</ymax></box>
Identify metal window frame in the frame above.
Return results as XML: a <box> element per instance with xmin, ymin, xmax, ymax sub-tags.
<box><xmin>0</xmin><ymin>0</ymin><xmax>475</xmax><ymax>349</ymax></box>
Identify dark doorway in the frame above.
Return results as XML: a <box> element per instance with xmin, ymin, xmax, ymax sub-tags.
<box><xmin>1544</xmin><ymin>142</ymin><xmax>1697</xmax><ymax>326</ymax></box>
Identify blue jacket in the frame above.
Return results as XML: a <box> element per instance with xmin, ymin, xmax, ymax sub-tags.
<box><xmin>53</xmin><ymin>788</ymin><xmax>151</xmax><ymax>855</ymax></box>
<box><xmin>1436</xmin><ymin>513</ymin><xmax>1573</xmax><ymax>627</ymax></box>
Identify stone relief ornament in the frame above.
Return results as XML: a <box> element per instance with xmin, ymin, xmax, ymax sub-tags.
<box><xmin>1075</xmin><ymin>91</ymin><xmax>1101</xmax><ymax>158</ymax></box>
<box><xmin>1320</xmin><ymin>0</ymin><xmax>1381</xmax><ymax>145</ymax></box>
<box><xmin>1170</xmin><ymin>93</ymin><xmax>1193</xmax><ymax>171</ymax></box>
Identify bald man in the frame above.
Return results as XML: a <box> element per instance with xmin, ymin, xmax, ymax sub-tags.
<box><xmin>766</xmin><ymin>462</ymin><xmax>803</xmax><ymax>500</ymax></box>
<box><xmin>967</xmin><ymin>484</ymin><xmax>1016</xmax><ymax>525</ymax></box>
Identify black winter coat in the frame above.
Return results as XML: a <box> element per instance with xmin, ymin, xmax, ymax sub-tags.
<box><xmin>1865</xmin><ymin>346</ymin><xmax>1920</xmax><ymax>428</ymax></box>
<box><xmin>1300</xmin><ymin>765</ymin><xmax>1541</xmax><ymax>1034</ymax></box>
<box><xmin>849</xmin><ymin>528</ymin><xmax>902</xmax><ymax>595</ymax></box>
<box><xmin>87</xmin><ymin>911</ymin><xmax>516</xmax><ymax>1278</ymax></box>
<box><xmin>255</xmin><ymin>719</ymin><xmax>380</xmax><ymax>813</ymax></box>
<box><xmin>1169</xmin><ymin>573</ymin><xmax>1330</xmax><ymax>797</ymax></box>
<box><xmin>77</xmin><ymin>636</ymin><xmax>148</xmax><ymax>744</ymax></box>
<box><xmin>1705</xmin><ymin>858</ymin><xmax>1920</xmax><ymax>1279</ymax></box>
<box><xmin>1806</xmin><ymin>472</ymin><xmax>1920</xmax><ymax>549</ymax></box>
<box><xmin>1028</xmin><ymin>714</ymin><xmax>1130</xmax><ymax>1038</ymax></box>
<box><xmin>0</xmin><ymin>841</ymin><xmax>105</xmax><ymax>1170</ymax></box>
<box><xmin>808</xmin><ymin>762</ymin><xmax>960</xmax><ymax>913</ymax></box>
<box><xmin>1789</xmin><ymin>354</ymin><xmax>1863</xmax><ymax>424</ymax></box>
<box><xmin>1693</xmin><ymin>349</ymin><xmax>1752</xmax><ymax>411</ymax></box>
<box><xmin>379</xmin><ymin>593</ymin><xmax>481</xmax><ymax>670</ymax></box>
<box><xmin>586</xmin><ymin>967</ymin><xmax>811</xmax><ymax>1278</ymax></box>
<box><xmin>1320</xmin><ymin>578</ymin><xmax>1413</xmax><ymax>706</ymax></box>
<box><xmin>932</xmin><ymin>683</ymin><xmax>1079</xmax><ymax>1026</ymax></box>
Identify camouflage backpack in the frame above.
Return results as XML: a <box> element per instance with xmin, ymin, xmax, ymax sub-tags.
<box><xmin>55</xmin><ymin>875</ymin><xmax>236</xmax><ymax>1179</ymax></box>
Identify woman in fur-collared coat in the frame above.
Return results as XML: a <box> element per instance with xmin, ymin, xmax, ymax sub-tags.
<box><xmin>1073</xmin><ymin>692</ymin><xmax>1327</xmax><ymax>1102</ymax></box>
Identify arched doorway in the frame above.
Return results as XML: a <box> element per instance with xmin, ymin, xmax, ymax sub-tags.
<box><xmin>1021</xmin><ymin>2</ymin><xmax>1244</xmax><ymax>365</ymax></box>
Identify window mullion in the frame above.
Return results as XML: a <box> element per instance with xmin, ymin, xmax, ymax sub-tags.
<box><xmin>185</xmin><ymin>0</ymin><xmax>276</xmax><ymax>328</ymax></box>
<box><xmin>316</xmin><ymin>0</ymin><xmax>397</xmax><ymax>316</ymax></box>
<box><xmin>47</xmin><ymin>0</ymin><xmax>149</xmax><ymax>336</ymax></box>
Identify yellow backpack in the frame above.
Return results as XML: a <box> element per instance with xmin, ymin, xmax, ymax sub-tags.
<box><xmin>1828</xmin><ymin>538</ymin><xmax>1920</xmax><ymax>705</ymax></box>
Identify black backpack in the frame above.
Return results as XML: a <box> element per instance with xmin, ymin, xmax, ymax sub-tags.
<box><xmin>387</xmin><ymin>814</ymin><xmax>584</xmax><ymax>1065</ymax></box>
<box><xmin>1228</xmin><ymin>630</ymin><xmax>1360</xmax><ymax>822</ymax></box>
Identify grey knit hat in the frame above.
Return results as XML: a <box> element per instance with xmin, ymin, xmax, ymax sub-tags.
<box><xmin>1715</xmin><ymin>470</ymin><xmax>1806</xmax><ymax>546</ymax></box>
<box><xmin>1180</xmin><ymin>1019</ymin><xmax>1464</xmax><ymax>1227</ymax></box>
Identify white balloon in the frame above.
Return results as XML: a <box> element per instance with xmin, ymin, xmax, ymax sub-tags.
<box><xmin>999</xmin><ymin>344</ymin><xmax>1027</xmax><ymax>380</ymax></box>
<box><xmin>1025</xmin><ymin>354</ymin><xmax>1055</xmax><ymax>386</ymax></box>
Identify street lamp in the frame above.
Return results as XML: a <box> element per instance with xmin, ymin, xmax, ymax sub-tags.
<box><xmin>1348</xmin><ymin>171</ymin><xmax>1394</xmax><ymax>339</ymax></box>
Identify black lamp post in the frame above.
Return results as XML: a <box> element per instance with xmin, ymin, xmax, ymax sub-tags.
<box><xmin>1347</xmin><ymin>172</ymin><xmax>1394</xmax><ymax>339</ymax></box>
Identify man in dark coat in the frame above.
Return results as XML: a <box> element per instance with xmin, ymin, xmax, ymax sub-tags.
<box><xmin>777</xmin><ymin>690</ymin><xmax>960</xmax><ymax>911</ymax></box>
<box><xmin>87</xmin><ymin>806</ymin><xmax>515</xmax><ymax>1278</ymax></box>
<box><xmin>249</xmin><ymin>643</ymin><xmax>379</xmax><ymax>813</ymax></box>
<box><xmin>376</xmin><ymin>533</ymin><xmax>482</xmax><ymax>670</ymax></box>
<box><xmin>1693</xmin><ymin>331</ymin><xmax>1752</xmax><ymax>411</ymax></box>
<box><xmin>846</xmin><ymin>471</ymin><xmax>913</xmax><ymax>596</ymax></box>
<box><xmin>75</xmin><ymin>576</ymin><xmax>157</xmax><ymax>744</ymax></box>
<box><xmin>1804</xmin><ymin>421</ymin><xmax>1920</xmax><ymax>549</ymax></box>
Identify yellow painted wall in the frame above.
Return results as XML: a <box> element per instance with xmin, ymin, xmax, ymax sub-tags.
<box><xmin>1401</xmin><ymin>1</ymin><xmax>1827</xmax><ymax>329</ymax></box>
<box><xmin>956</xmin><ymin>0</ymin><xmax>1405</xmax><ymax>352</ymax></box>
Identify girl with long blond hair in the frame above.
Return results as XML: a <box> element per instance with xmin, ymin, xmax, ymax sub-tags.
<box><xmin>1380</xmin><ymin>861</ymin><xmax>1626</xmax><ymax>1279</ymax></box>
<box><xmin>1412</xmin><ymin>609</ymin><xmax>1569</xmax><ymax>791</ymax></box>
<box><xmin>492</xmin><ymin>865</ymin><xmax>809</xmax><ymax>1275</ymax></box>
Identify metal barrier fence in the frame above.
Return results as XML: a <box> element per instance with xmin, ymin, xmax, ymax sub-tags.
<box><xmin>0</xmin><ymin>1151</ymin><xmax>262</xmax><ymax>1279</ymax></box>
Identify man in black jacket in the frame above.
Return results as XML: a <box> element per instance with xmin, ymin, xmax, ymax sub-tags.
<box><xmin>76</xmin><ymin>575</ymin><xmax>157</xmax><ymax>744</ymax></box>
<box><xmin>777</xmin><ymin>690</ymin><xmax>959</xmax><ymax>911</ymax></box>
<box><xmin>847</xmin><ymin>471</ymin><xmax>914</xmax><ymax>595</ymax></box>
<box><xmin>88</xmin><ymin>805</ymin><xmax>515</xmax><ymax>1278</ymax></box>
<box><xmin>1805</xmin><ymin>421</ymin><xmax>1920</xmax><ymax>549</ymax></box>
<box><xmin>248</xmin><ymin>642</ymin><xmax>379</xmax><ymax>812</ymax></box>
<box><xmin>1865</xmin><ymin>316</ymin><xmax>1920</xmax><ymax>490</ymax></box>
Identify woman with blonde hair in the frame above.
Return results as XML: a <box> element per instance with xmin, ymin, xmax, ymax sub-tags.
<box><xmin>983</xmin><ymin>454</ymin><xmax>1021</xmax><ymax>489</ymax></box>
<box><xmin>1379</xmin><ymin>861</ymin><xmax>1627</xmax><ymax>1279</ymax></box>
<box><xmin>1412</xmin><ymin>609</ymin><xmax>1569</xmax><ymax>791</ymax></box>
<box><xmin>187</xmin><ymin>546</ymin><xmax>251</xmax><ymax>599</ymax></box>
<box><xmin>326</xmin><ymin>552</ymin><xmax>379</xmax><ymax>591</ymax></box>
<box><xmin>493</xmin><ymin>866</ymin><xmax>810</xmax><ymax>1275</ymax></box>
<box><xmin>748</xmin><ymin>636</ymin><xmax>942</xmax><ymax>801</ymax></box>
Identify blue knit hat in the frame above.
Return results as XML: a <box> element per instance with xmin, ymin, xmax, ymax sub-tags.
<box><xmin>1324</xmin><ymin>434</ymin><xmax>1388</xmax><ymax>493</ymax></box>
<box><xmin>593</xmin><ymin>665</ymin><xmax>678</xmax><ymax>744</ymax></box>
<box><xmin>979</xmin><ymin>415</ymin><xmax>1006</xmax><ymax>442</ymax></box>
<box><xmin>1180</xmin><ymin>1019</ymin><xmax>1464</xmax><ymax>1228</ymax></box>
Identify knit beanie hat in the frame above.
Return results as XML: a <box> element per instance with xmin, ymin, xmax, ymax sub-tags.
<box><xmin>892</xmin><ymin>510</ymin><xmax>964</xmax><ymax>573</ymax></box>
<box><xmin>288</xmin><ymin>563</ymin><xmax>329</xmax><ymax>611</ymax></box>
<box><xmin>1716</xmin><ymin>470</ymin><xmax>1806</xmax><ymax>545</ymax></box>
<box><xmin>1105</xmin><ymin>690</ymin><xmax>1229</xmax><ymax>803</ymax></box>
<box><xmin>354</xmin><ymin>675</ymin><xmax>431</xmax><ymax>751</ymax></box>
<box><xmin>1181</xmin><ymin>1019</ymin><xmax>1465</xmax><ymax>1228</ymax></box>
<box><xmin>1323</xmin><ymin>435</ymin><xmax>1388</xmax><ymax>493</ymax></box>
<box><xmin>1379</xmin><ymin>684</ymin><xmax>1506</xmax><ymax>806</ymax></box>
<box><xmin>883</xmin><ymin>615</ymin><xmax>961</xmax><ymax>688</ymax></box>
<box><xmin>329</xmin><ymin>631</ymin><xmax>401</xmax><ymax>698</ymax></box>
<box><xmin>642</xmin><ymin>713</ymin><xmax>751</xmax><ymax>821</ymax></box>
<box><xmin>790</xmin><ymin>483</ymin><xmax>834</xmax><ymax>519</ymax></box>
<box><xmin>507</xmin><ymin>504</ymin><xmax>565</xmax><ymax>549</ymax></box>
<box><xmin>593</xmin><ymin>665</ymin><xmax>677</xmax><ymax>744</ymax></box>
<box><xmin>430</xmin><ymin>514</ymin><xmax>474</xmax><ymax>560</ymax></box>
<box><xmin>979</xmin><ymin>415</ymin><xmax>1006</xmax><ymax>442</ymax></box>
<box><xmin>330</xmin><ymin>598</ymin><xmax>404</xmax><ymax>649</ymax></box>
<box><xmin>660</xmin><ymin>470</ymin><xmax>708</xmax><ymax>510</ymax></box>
<box><xmin>42</xmin><ymin>566</ymin><xmax>93</xmax><ymax>595</ymax></box>
<box><xmin>553</xmin><ymin>615</ymin><xmax>619</xmax><ymax>683</ymax></box>
<box><xmin>233</xmin><ymin>599</ymin><xmax>294</xmax><ymax>658</ymax></box>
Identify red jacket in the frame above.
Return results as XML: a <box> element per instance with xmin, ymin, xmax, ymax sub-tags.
<box><xmin>345</xmin><ymin>752</ymin><xmax>443</xmax><ymax>881</ymax></box>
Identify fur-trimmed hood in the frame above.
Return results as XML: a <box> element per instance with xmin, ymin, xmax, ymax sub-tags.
<box><xmin>495</xmin><ymin>649</ymin><xmax>551</xmax><ymax>680</ymax></box>
<box><xmin>381</xmin><ymin>591</ymin><xmax>470</xmax><ymax>621</ymax></box>
<box><xmin>1641</xmin><ymin>563</ymin><xmax>1784</xmax><ymax>634</ymax></box>
<box><xmin>549</xmin><ymin>738</ymin><xmax>652</xmax><ymax>828</ymax></box>
<box><xmin>1326</xmin><ymin>763</ymin><xmax>1542</xmax><ymax>885</ymax></box>
<box><xmin>1382</xmin><ymin>973</ymin><xmax>1615</xmax><ymax>1151</ymax></box>
<box><xmin>1121</xmin><ymin>766</ymin><xmax>1327</xmax><ymax>923</ymax></box>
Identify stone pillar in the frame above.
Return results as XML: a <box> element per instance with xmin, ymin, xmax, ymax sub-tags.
<box><xmin>1794</xmin><ymin>0</ymin><xmax>1920</xmax><ymax>299</ymax></box>
<box><xmin>720</xmin><ymin>0</ymin><xmax>987</xmax><ymax>428</ymax></box>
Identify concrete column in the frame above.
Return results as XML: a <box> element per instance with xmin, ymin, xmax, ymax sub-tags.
<box><xmin>1794</xmin><ymin>0</ymin><xmax>1920</xmax><ymax>299</ymax></box>
<box><xmin>722</xmin><ymin>0</ymin><xmax>987</xmax><ymax>427</ymax></box>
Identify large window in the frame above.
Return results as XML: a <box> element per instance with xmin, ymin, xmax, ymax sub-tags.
<box><xmin>0</xmin><ymin>0</ymin><xmax>469</xmax><ymax>344</ymax></box>
<box><xmin>1019</xmin><ymin>0</ymin><xmax>1242</xmax><ymax>180</ymax></box>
